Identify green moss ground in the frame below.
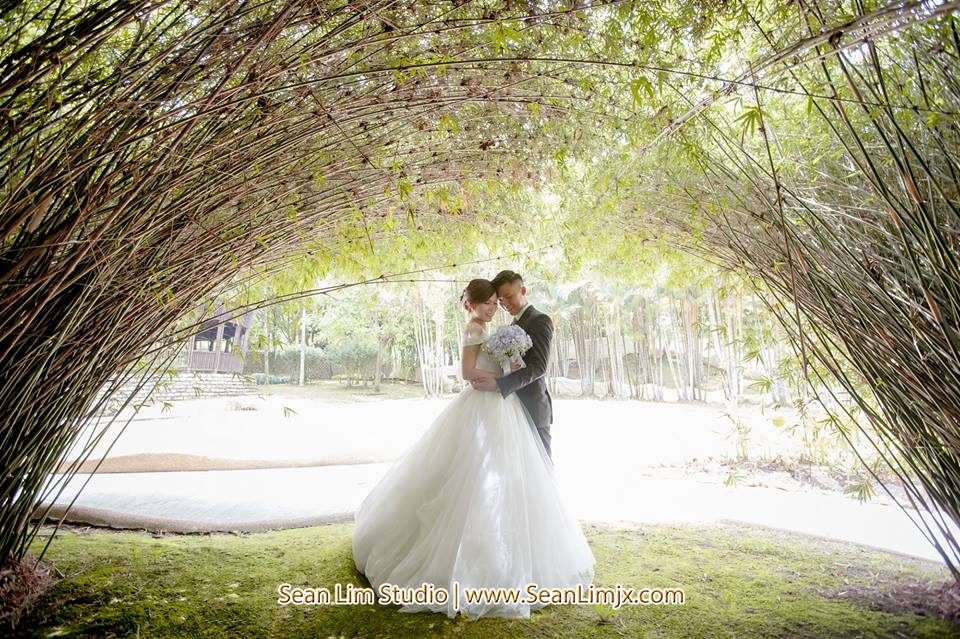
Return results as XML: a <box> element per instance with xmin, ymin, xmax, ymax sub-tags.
<box><xmin>15</xmin><ymin>520</ymin><xmax>958</xmax><ymax>638</ymax></box>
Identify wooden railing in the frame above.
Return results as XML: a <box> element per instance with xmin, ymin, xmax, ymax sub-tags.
<box><xmin>178</xmin><ymin>349</ymin><xmax>245</xmax><ymax>373</ymax></box>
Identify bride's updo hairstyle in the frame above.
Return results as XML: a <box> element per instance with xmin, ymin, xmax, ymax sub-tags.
<box><xmin>459</xmin><ymin>278</ymin><xmax>497</xmax><ymax>312</ymax></box>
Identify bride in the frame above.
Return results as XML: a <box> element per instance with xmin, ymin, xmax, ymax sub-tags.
<box><xmin>352</xmin><ymin>278</ymin><xmax>595</xmax><ymax>620</ymax></box>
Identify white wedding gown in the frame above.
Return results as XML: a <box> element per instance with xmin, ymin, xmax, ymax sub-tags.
<box><xmin>352</xmin><ymin>322</ymin><xmax>595</xmax><ymax>619</ymax></box>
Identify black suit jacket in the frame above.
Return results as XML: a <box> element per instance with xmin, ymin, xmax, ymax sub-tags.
<box><xmin>496</xmin><ymin>305</ymin><xmax>554</xmax><ymax>456</ymax></box>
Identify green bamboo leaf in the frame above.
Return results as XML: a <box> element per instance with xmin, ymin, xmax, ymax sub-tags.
<box><xmin>734</xmin><ymin>106</ymin><xmax>762</xmax><ymax>141</ymax></box>
<box><xmin>438</xmin><ymin>114</ymin><xmax>460</xmax><ymax>133</ymax></box>
<box><xmin>630</xmin><ymin>76</ymin><xmax>655</xmax><ymax>107</ymax></box>
<box><xmin>397</xmin><ymin>176</ymin><xmax>413</xmax><ymax>201</ymax></box>
<box><xmin>490</xmin><ymin>21</ymin><xmax>524</xmax><ymax>55</ymax></box>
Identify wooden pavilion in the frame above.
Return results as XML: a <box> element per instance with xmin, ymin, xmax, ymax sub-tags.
<box><xmin>179</xmin><ymin>301</ymin><xmax>257</xmax><ymax>374</ymax></box>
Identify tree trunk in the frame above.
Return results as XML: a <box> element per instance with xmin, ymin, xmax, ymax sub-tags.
<box><xmin>667</xmin><ymin>295</ymin><xmax>688</xmax><ymax>401</ymax></box>
<box><xmin>264</xmin><ymin>309</ymin><xmax>271</xmax><ymax>385</ymax></box>
<box><xmin>374</xmin><ymin>332</ymin><xmax>389</xmax><ymax>393</ymax></box>
<box><xmin>572</xmin><ymin>313</ymin><xmax>593</xmax><ymax>397</ymax></box>
<box><xmin>298</xmin><ymin>305</ymin><xmax>306</xmax><ymax>386</ymax></box>
<box><xmin>651</xmin><ymin>296</ymin><xmax>664</xmax><ymax>401</ymax></box>
<box><xmin>412</xmin><ymin>294</ymin><xmax>444</xmax><ymax>397</ymax></box>
<box><xmin>683</xmin><ymin>294</ymin><xmax>700</xmax><ymax>401</ymax></box>
<box><xmin>728</xmin><ymin>292</ymin><xmax>743</xmax><ymax>402</ymax></box>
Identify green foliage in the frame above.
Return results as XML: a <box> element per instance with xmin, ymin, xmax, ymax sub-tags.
<box><xmin>325</xmin><ymin>338</ymin><xmax>379</xmax><ymax>383</ymax></box>
<box><xmin>488</xmin><ymin>20</ymin><xmax>525</xmax><ymax>55</ymax></box>
<box><xmin>734</xmin><ymin>105</ymin><xmax>763</xmax><ymax>142</ymax></box>
<box><xmin>269</xmin><ymin>347</ymin><xmax>332</xmax><ymax>382</ymax></box>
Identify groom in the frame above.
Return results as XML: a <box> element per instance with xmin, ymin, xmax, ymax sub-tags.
<box><xmin>470</xmin><ymin>270</ymin><xmax>555</xmax><ymax>459</ymax></box>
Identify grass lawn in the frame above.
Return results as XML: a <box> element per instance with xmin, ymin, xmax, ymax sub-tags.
<box><xmin>13</xmin><ymin>521</ymin><xmax>958</xmax><ymax>638</ymax></box>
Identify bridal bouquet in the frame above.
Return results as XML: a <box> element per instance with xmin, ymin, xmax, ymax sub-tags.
<box><xmin>481</xmin><ymin>325</ymin><xmax>534</xmax><ymax>374</ymax></box>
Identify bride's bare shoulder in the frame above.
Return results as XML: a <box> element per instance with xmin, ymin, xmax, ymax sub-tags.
<box><xmin>464</xmin><ymin>319</ymin><xmax>485</xmax><ymax>337</ymax></box>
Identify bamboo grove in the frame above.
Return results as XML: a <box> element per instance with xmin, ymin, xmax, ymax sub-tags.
<box><xmin>596</xmin><ymin>1</ymin><xmax>960</xmax><ymax>576</ymax></box>
<box><xmin>2</xmin><ymin>0</ymin><xmax>960</xmax><ymax>581</ymax></box>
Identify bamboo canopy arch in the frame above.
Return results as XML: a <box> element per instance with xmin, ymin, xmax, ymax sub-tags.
<box><xmin>2</xmin><ymin>0</ymin><xmax>960</xmax><ymax>582</ymax></box>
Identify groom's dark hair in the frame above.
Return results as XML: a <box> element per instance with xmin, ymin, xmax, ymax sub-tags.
<box><xmin>491</xmin><ymin>270</ymin><xmax>523</xmax><ymax>289</ymax></box>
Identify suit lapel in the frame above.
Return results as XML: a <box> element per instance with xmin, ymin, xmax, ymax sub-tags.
<box><xmin>514</xmin><ymin>304</ymin><xmax>533</xmax><ymax>327</ymax></box>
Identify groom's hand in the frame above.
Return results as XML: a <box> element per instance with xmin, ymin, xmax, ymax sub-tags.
<box><xmin>470</xmin><ymin>374</ymin><xmax>498</xmax><ymax>391</ymax></box>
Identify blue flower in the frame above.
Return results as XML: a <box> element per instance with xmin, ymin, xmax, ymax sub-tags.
<box><xmin>481</xmin><ymin>325</ymin><xmax>533</xmax><ymax>364</ymax></box>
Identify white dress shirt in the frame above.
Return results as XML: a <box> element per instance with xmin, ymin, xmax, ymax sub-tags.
<box><xmin>512</xmin><ymin>301</ymin><xmax>531</xmax><ymax>321</ymax></box>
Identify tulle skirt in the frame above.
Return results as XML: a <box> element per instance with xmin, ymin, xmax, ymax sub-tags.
<box><xmin>352</xmin><ymin>385</ymin><xmax>595</xmax><ymax>619</ymax></box>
